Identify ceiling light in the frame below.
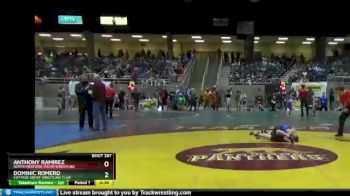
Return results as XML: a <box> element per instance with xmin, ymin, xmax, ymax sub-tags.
<box><xmin>222</xmin><ymin>40</ymin><xmax>232</xmax><ymax>43</ymax></box>
<box><xmin>38</xmin><ymin>33</ymin><xmax>52</xmax><ymax>37</ymax></box>
<box><xmin>172</xmin><ymin>39</ymin><xmax>177</xmax><ymax>43</ymax></box>
<box><xmin>132</xmin><ymin>35</ymin><xmax>143</xmax><ymax>38</ymax></box>
<box><xmin>334</xmin><ymin>38</ymin><xmax>344</xmax><ymax>42</ymax></box>
<box><xmin>221</xmin><ymin>36</ymin><xmax>231</xmax><ymax>40</ymax></box>
<box><xmin>53</xmin><ymin>38</ymin><xmax>64</xmax><ymax>41</ymax></box>
<box><xmin>70</xmin><ymin>34</ymin><xmax>82</xmax><ymax>37</ymax></box>
<box><xmin>192</xmin><ymin>35</ymin><xmax>202</xmax><ymax>39</ymax></box>
<box><xmin>139</xmin><ymin>39</ymin><xmax>149</xmax><ymax>42</ymax></box>
<box><xmin>278</xmin><ymin>37</ymin><xmax>288</xmax><ymax>41</ymax></box>
<box><xmin>110</xmin><ymin>38</ymin><xmax>121</xmax><ymax>41</ymax></box>
<box><xmin>37</xmin><ymin>52</ymin><xmax>42</xmax><ymax>55</ymax></box>
<box><xmin>162</xmin><ymin>35</ymin><xmax>167</xmax><ymax>39</ymax></box>
<box><xmin>254</xmin><ymin>37</ymin><xmax>260</xmax><ymax>40</ymax></box>
<box><xmin>254</xmin><ymin>41</ymin><xmax>259</xmax><ymax>44</ymax></box>
<box><xmin>306</xmin><ymin>37</ymin><xmax>315</xmax><ymax>41</ymax></box>
<box><xmin>302</xmin><ymin>41</ymin><xmax>312</xmax><ymax>45</ymax></box>
<box><xmin>195</xmin><ymin>40</ymin><xmax>205</xmax><ymax>43</ymax></box>
<box><xmin>276</xmin><ymin>41</ymin><xmax>285</xmax><ymax>44</ymax></box>
<box><xmin>328</xmin><ymin>42</ymin><xmax>338</xmax><ymax>45</ymax></box>
<box><xmin>82</xmin><ymin>38</ymin><xmax>86</xmax><ymax>41</ymax></box>
<box><xmin>101</xmin><ymin>34</ymin><xmax>112</xmax><ymax>38</ymax></box>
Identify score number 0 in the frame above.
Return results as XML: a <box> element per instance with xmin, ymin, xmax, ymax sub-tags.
<box><xmin>104</xmin><ymin>161</ymin><xmax>109</xmax><ymax>178</ymax></box>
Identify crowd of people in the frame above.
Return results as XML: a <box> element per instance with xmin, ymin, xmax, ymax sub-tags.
<box><xmin>228</xmin><ymin>53</ymin><xmax>299</xmax><ymax>85</ymax></box>
<box><xmin>36</xmin><ymin>48</ymin><xmax>193</xmax><ymax>89</ymax></box>
<box><xmin>289</xmin><ymin>57</ymin><xmax>350</xmax><ymax>83</ymax></box>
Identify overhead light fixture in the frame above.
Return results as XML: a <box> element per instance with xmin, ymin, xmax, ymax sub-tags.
<box><xmin>195</xmin><ymin>40</ymin><xmax>205</xmax><ymax>43</ymax></box>
<box><xmin>222</xmin><ymin>40</ymin><xmax>232</xmax><ymax>43</ymax></box>
<box><xmin>302</xmin><ymin>41</ymin><xmax>312</xmax><ymax>45</ymax></box>
<box><xmin>101</xmin><ymin>34</ymin><xmax>112</xmax><ymax>38</ymax></box>
<box><xmin>110</xmin><ymin>38</ymin><xmax>121</xmax><ymax>41</ymax></box>
<box><xmin>52</xmin><ymin>38</ymin><xmax>64</xmax><ymax>41</ymax></box>
<box><xmin>192</xmin><ymin>35</ymin><xmax>202</xmax><ymax>39</ymax></box>
<box><xmin>334</xmin><ymin>38</ymin><xmax>344</xmax><ymax>42</ymax></box>
<box><xmin>38</xmin><ymin>33</ymin><xmax>52</xmax><ymax>37</ymax></box>
<box><xmin>221</xmin><ymin>36</ymin><xmax>231</xmax><ymax>40</ymax></box>
<box><xmin>254</xmin><ymin>41</ymin><xmax>259</xmax><ymax>44</ymax></box>
<box><xmin>328</xmin><ymin>42</ymin><xmax>338</xmax><ymax>45</ymax></box>
<box><xmin>37</xmin><ymin>52</ymin><xmax>42</xmax><ymax>55</ymax></box>
<box><xmin>306</xmin><ymin>37</ymin><xmax>315</xmax><ymax>41</ymax></box>
<box><xmin>162</xmin><ymin>35</ymin><xmax>167</xmax><ymax>39</ymax></box>
<box><xmin>70</xmin><ymin>34</ymin><xmax>82</xmax><ymax>37</ymax></box>
<box><xmin>56</xmin><ymin>45</ymin><xmax>66</xmax><ymax>48</ymax></box>
<box><xmin>276</xmin><ymin>41</ymin><xmax>285</xmax><ymax>44</ymax></box>
<box><xmin>132</xmin><ymin>35</ymin><xmax>143</xmax><ymax>38</ymax></box>
<box><xmin>139</xmin><ymin>39</ymin><xmax>149</xmax><ymax>42</ymax></box>
<box><xmin>254</xmin><ymin>37</ymin><xmax>260</xmax><ymax>40</ymax></box>
<box><xmin>278</xmin><ymin>37</ymin><xmax>288</xmax><ymax>41</ymax></box>
<box><xmin>172</xmin><ymin>39</ymin><xmax>177</xmax><ymax>43</ymax></box>
<box><xmin>82</xmin><ymin>38</ymin><xmax>86</xmax><ymax>41</ymax></box>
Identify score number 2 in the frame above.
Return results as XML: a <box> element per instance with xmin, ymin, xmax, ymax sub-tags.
<box><xmin>104</xmin><ymin>161</ymin><xmax>109</xmax><ymax>179</ymax></box>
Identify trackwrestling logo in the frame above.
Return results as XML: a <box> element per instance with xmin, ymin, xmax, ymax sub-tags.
<box><xmin>176</xmin><ymin>143</ymin><xmax>338</xmax><ymax>170</ymax></box>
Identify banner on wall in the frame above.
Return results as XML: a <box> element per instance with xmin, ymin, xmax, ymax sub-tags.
<box><xmin>291</xmin><ymin>82</ymin><xmax>327</xmax><ymax>97</ymax></box>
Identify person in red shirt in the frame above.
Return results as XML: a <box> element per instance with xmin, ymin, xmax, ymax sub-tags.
<box><xmin>105</xmin><ymin>83</ymin><xmax>116</xmax><ymax>118</ymax></box>
<box><xmin>298</xmin><ymin>84</ymin><xmax>309</xmax><ymax>116</ymax></box>
<box><xmin>336</xmin><ymin>86</ymin><xmax>350</xmax><ymax>136</ymax></box>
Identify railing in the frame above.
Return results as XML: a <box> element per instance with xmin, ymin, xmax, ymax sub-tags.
<box><xmin>281</xmin><ymin>63</ymin><xmax>298</xmax><ymax>80</ymax></box>
<box><xmin>327</xmin><ymin>76</ymin><xmax>350</xmax><ymax>83</ymax></box>
<box><xmin>216</xmin><ymin>53</ymin><xmax>223</xmax><ymax>86</ymax></box>
<box><xmin>201</xmin><ymin>56</ymin><xmax>210</xmax><ymax>90</ymax></box>
<box><xmin>35</xmin><ymin>76</ymin><xmax>170</xmax><ymax>85</ymax></box>
<box><xmin>180</xmin><ymin>56</ymin><xmax>196</xmax><ymax>88</ymax></box>
<box><xmin>97</xmin><ymin>56</ymin><xmax>126</xmax><ymax>75</ymax></box>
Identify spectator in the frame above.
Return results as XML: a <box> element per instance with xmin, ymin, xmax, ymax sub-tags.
<box><xmin>131</xmin><ymin>88</ymin><xmax>141</xmax><ymax>112</ymax></box>
<box><xmin>118</xmin><ymin>89</ymin><xmax>126</xmax><ymax>110</ymax></box>
<box><xmin>308</xmin><ymin>87</ymin><xmax>316</xmax><ymax>116</ymax></box>
<box><xmin>92</xmin><ymin>74</ymin><xmax>107</xmax><ymax>131</ymax></box>
<box><xmin>105</xmin><ymin>83</ymin><xmax>116</xmax><ymax>118</ymax></box>
<box><xmin>75</xmin><ymin>74</ymin><xmax>94</xmax><ymax>131</ymax></box>
<box><xmin>329</xmin><ymin>88</ymin><xmax>335</xmax><ymax>111</ymax></box>
<box><xmin>57</xmin><ymin>86</ymin><xmax>66</xmax><ymax>116</ymax></box>
<box><xmin>320</xmin><ymin>92</ymin><xmax>328</xmax><ymax>111</ymax></box>
<box><xmin>298</xmin><ymin>84</ymin><xmax>309</xmax><ymax>116</ymax></box>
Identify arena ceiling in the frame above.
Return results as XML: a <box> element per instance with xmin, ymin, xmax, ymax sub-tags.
<box><xmin>35</xmin><ymin>33</ymin><xmax>350</xmax><ymax>46</ymax></box>
<box><xmin>33</xmin><ymin>0</ymin><xmax>350</xmax><ymax>36</ymax></box>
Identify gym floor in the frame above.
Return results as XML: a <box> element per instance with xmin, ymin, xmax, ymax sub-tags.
<box><xmin>35</xmin><ymin>109</ymin><xmax>350</xmax><ymax>189</ymax></box>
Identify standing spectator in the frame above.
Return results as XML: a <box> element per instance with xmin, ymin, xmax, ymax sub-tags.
<box><xmin>336</xmin><ymin>87</ymin><xmax>350</xmax><ymax>136</ymax></box>
<box><xmin>329</xmin><ymin>88</ymin><xmax>335</xmax><ymax>111</ymax></box>
<box><xmin>57</xmin><ymin>86</ymin><xmax>66</xmax><ymax>117</ymax></box>
<box><xmin>105</xmin><ymin>83</ymin><xmax>116</xmax><ymax>118</ymax></box>
<box><xmin>68</xmin><ymin>79</ymin><xmax>77</xmax><ymax>107</ymax></box>
<box><xmin>118</xmin><ymin>89</ymin><xmax>126</xmax><ymax>110</ymax></box>
<box><xmin>225</xmin><ymin>88</ymin><xmax>232</xmax><ymax>112</ymax></box>
<box><xmin>92</xmin><ymin>74</ymin><xmax>107</xmax><ymax>131</ymax></box>
<box><xmin>203</xmin><ymin>89</ymin><xmax>210</xmax><ymax>110</ymax></box>
<box><xmin>75</xmin><ymin>74</ymin><xmax>93</xmax><ymax>131</ymax></box>
<box><xmin>320</xmin><ymin>92</ymin><xmax>328</xmax><ymax>111</ymax></box>
<box><xmin>160</xmin><ymin>88</ymin><xmax>169</xmax><ymax>111</ymax></box>
<box><xmin>234</xmin><ymin>91</ymin><xmax>241</xmax><ymax>111</ymax></box>
<box><xmin>41</xmin><ymin>75</ymin><xmax>47</xmax><ymax>88</ymax></box>
<box><xmin>298</xmin><ymin>84</ymin><xmax>309</xmax><ymax>116</ymax></box>
<box><xmin>131</xmin><ymin>88</ymin><xmax>141</xmax><ymax>112</ymax></box>
<box><xmin>308</xmin><ymin>87</ymin><xmax>316</xmax><ymax>116</ymax></box>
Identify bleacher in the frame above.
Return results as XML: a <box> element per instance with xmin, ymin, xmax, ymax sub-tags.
<box><xmin>228</xmin><ymin>59</ymin><xmax>294</xmax><ymax>85</ymax></box>
<box><xmin>289</xmin><ymin>57</ymin><xmax>350</xmax><ymax>83</ymax></box>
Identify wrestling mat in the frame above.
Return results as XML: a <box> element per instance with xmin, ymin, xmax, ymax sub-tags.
<box><xmin>36</xmin><ymin>130</ymin><xmax>350</xmax><ymax>189</ymax></box>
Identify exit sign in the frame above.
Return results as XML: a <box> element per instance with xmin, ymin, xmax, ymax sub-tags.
<box><xmin>58</xmin><ymin>15</ymin><xmax>83</xmax><ymax>25</ymax></box>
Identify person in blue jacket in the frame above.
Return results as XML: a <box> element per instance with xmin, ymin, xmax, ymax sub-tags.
<box><xmin>320</xmin><ymin>92</ymin><xmax>328</xmax><ymax>111</ymax></box>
